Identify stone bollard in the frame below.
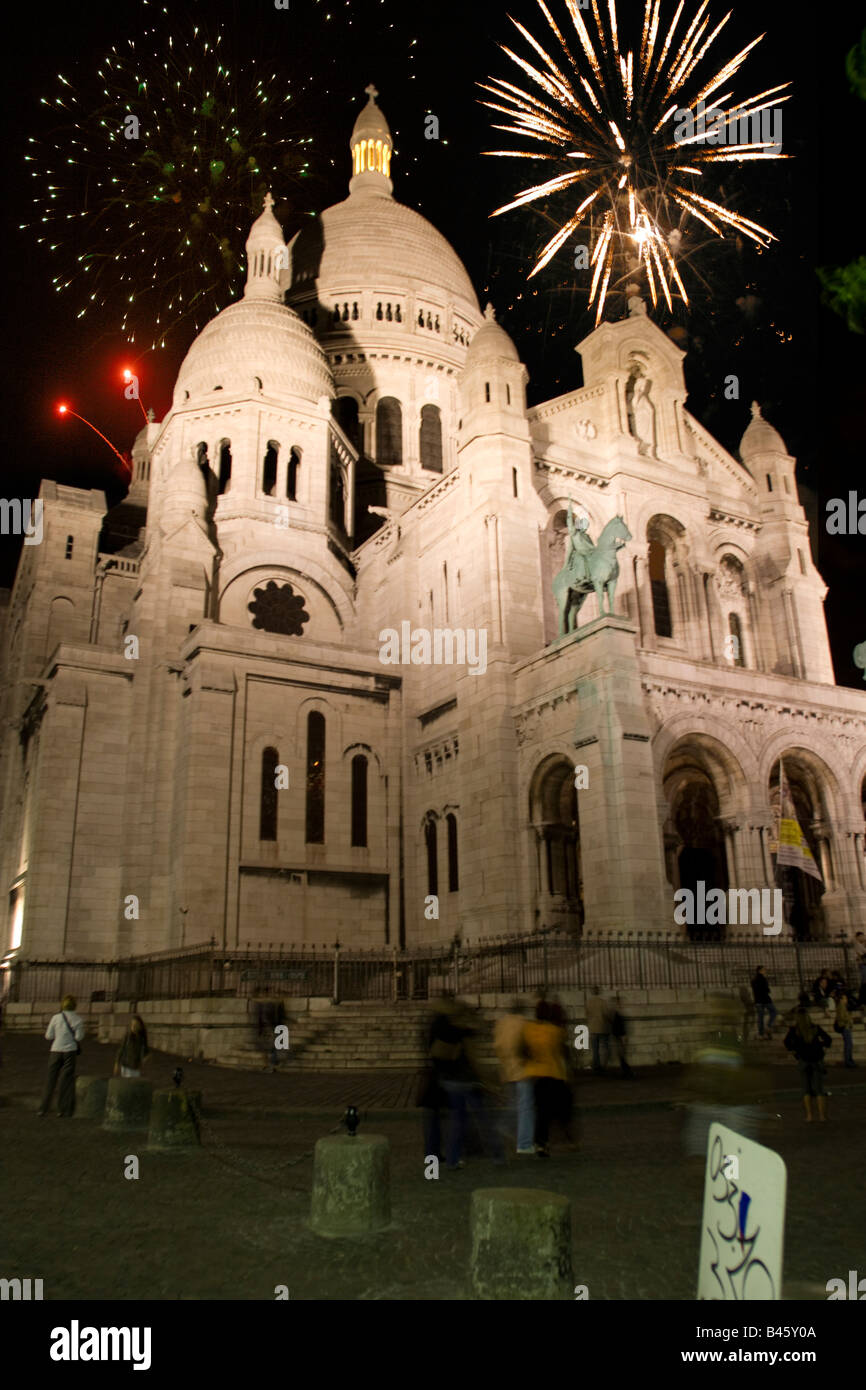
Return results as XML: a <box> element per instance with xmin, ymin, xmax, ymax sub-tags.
<box><xmin>310</xmin><ymin>1134</ymin><xmax>390</xmax><ymax>1236</ymax></box>
<box><xmin>470</xmin><ymin>1188</ymin><xmax>574</xmax><ymax>1300</ymax></box>
<box><xmin>74</xmin><ymin>1075</ymin><xmax>109</xmax><ymax>1121</ymax></box>
<box><xmin>147</xmin><ymin>1089</ymin><xmax>202</xmax><ymax>1151</ymax></box>
<box><xmin>102</xmin><ymin>1077</ymin><xmax>153</xmax><ymax>1132</ymax></box>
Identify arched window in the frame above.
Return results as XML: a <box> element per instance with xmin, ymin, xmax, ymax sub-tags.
<box><xmin>425</xmin><ymin>817</ymin><xmax>438</xmax><ymax>897</ymax></box>
<box><xmin>217</xmin><ymin>440</ymin><xmax>232</xmax><ymax>494</ymax></box>
<box><xmin>305</xmin><ymin>712</ymin><xmax>326</xmax><ymax>843</ymax></box>
<box><xmin>420</xmin><ymin>404</ymin><xmax>443</xmax><ymax>473</ymax></box>
<box><xmin>260</xmin><ymin>747</ymin><xmax>279</xmax><ymax>841</ymax></box>
<box><xmin>728</xmin><ymin>612</ymin><xmax>745</xmax><ymax>667</ymax></box>
<box><xmin>351</xmin><ymin>754</ymin><xmax>368</xmax><ymax>847</ymax></box>
<box><xmin>262</xmin><ymin>441</ymin><xmax>279</xmax><ymax>497</ymax></box>
<box><xmin>376</xmin><ymin>397</ymin><xmax>403</xmax><ymax>467</ymax></box>
<box><xmin>649</xmin><ymin>538</ymin><xmax>673</xmax><ymax>638</ymax></box>
<box><xmin>446</xmin><ymin>813</ymin><xmax>458</xmax><ymax>892</ymax></box>
<box><xmin>287</xmin><ymin>447</ymin><xmax>300</xmax><ymax>501</ymax></box>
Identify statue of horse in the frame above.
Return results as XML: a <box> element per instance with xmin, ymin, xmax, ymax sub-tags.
<box><xmin>553</xmin><ymin>515</ymin><xmax>632</xmax><ymax>635</ymax></box>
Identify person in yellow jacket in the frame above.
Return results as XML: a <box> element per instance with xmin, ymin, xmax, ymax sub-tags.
<box><xmin>493</xmin><ymin>1000</ymin><xmax>535</xmax><ymax>1155</ymax></box>
<box><xmin>522</xmin><ymin>1000</ymin><xmax>574</xmax><ymax>1157</ymax></box>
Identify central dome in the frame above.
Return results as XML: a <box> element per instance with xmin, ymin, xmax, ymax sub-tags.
<box><xmin>173</xmin><ymin>297</ymin><xmax>335</xmax><ymax>408</ymax></box>
<box><xmin>288</xmin><ymin>190</ymin><xmax>479</xmax><ymax>312</ymax></box>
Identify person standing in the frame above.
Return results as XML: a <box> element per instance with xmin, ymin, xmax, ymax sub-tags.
<box><xmin>784</xmin><ymin>993</ymin><xmax>832</xmax><ymax>1122</ymax></box>
<box><xmin>833</xmin><ymin>988</ymin><xmax>856</xmax><ymax>1069</ymax></box>
<box><xmin>610</xmin><ymin>995</ymin><xmax>633</xmax><ymax>1077</ymax></box>
<box><xmin>751</xmin><ymin>966</ymin><xmax>777</xmax><ymax>1040</ymax></box>
<box><xmin>493</xmin><ymin>999</ymin><xmax>535</xmax><ymax>1155</ymax></box>
<box><xmin>38</xmin><ymin>994</ymin><xmax>85</xmax><ymax>1118</ymax></box>
<box><xmin>854</xmin><ymin>932</ymin><xmax>866</xmax><ymax>1008</ymax></box>
<box><xmin>114</xmin><ymin>1015</ymin><xmax>150</xmax><ymax>1078</ymax></box>
<box><xmin>523</xmin><ymin>1000</ymin><xmax>573</xmax><ymax>1157</ymax></box>
<box><xmin>254</xmin><ymin>996</ymin><xmax>286</xmax><ymax>1072</ymax></box>
<box><xmin>585</xmin><ymin>986</ymin><xmax>612</xmax><ymax>1073</ymax></box>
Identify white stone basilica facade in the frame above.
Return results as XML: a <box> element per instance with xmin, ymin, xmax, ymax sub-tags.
<box><xmin>3</xmin><ymin>89</ymin><xmax>866</xmax><ymax>965</ymax></box>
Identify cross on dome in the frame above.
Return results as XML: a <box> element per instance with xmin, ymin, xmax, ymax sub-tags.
<box><xmin>263</xmin><ymin>191</ymin><xmax>274</xmax><ymax>213</ymax></box>
<box><xmin>365</xmin><ymin>84</ymin><xmax>379</xmax><ymax>102</ymax></box>
<box><xmin>484</xmin><ymin>303</ymin><xmax>497</xmax><ymax>321</ymax></box>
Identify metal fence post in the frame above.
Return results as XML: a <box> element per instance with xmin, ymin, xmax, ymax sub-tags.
<box><xmin>333</xmin><ymin>941</ymin><xmax>341</xmax><ymax>1004</ymax></box>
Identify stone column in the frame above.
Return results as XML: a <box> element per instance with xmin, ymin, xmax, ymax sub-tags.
<box><xmin>634</xmin><ymin>549</ymin><xmax>654</xmax><ymax>649</ymax></box>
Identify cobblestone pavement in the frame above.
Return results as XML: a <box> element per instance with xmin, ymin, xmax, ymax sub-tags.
<box><xmin>2</xmin><ymin>1036</ymin><xmax>864</xmax><ymax>1301</ymax></box>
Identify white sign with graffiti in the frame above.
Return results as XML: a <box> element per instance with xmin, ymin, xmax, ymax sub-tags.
<box><xmin>697</xmin><ymin>1124</ymin><xmax>787</xmax><ymax>1300</ymax></box>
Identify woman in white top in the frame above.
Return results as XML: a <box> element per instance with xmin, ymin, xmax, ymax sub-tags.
<box><xmin>38</xmin><ymin>994</ymin><xmax>85</xmax><ymax>1118</ymax></box>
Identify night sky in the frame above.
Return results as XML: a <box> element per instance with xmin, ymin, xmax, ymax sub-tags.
<box><xmin>2</xmin><ymin>0</ymin><xmax>864</xmax><ymax>685</ymax></box>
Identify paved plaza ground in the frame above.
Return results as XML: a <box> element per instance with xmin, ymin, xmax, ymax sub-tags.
<box><xmin>1</xmin><ymin>1035</ymin><xmax>864</xmax><ymax>1301</ymax></box>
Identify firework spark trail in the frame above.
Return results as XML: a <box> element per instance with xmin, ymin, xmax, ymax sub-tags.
<box><xmin>24</xmin><ymin>5</ymin><xmax>316</xmax><ymax>347</ymax></box>
<box><xmin>482</xmin><ymin>0</ymin><xmax>790</xmax><ymax>322</ymax></box>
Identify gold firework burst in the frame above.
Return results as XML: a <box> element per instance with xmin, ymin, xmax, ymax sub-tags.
<box><xmin>481</xmin><ymin>0</ymin><xmax>791</xmax><ymax>322</ymax></box>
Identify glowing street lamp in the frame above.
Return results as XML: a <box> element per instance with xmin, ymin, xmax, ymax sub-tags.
<box><xmin>56</xmin><ymin>403</ymin><xmax>131</xmax><ymax>476</ymax></box>
<box><xmin>121</xmin><ymin>367</ymin><xmax>149</xmax><ymax>425</ymax></box>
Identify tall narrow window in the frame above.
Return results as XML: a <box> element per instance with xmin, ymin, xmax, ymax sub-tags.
<box><xmin>262</xmin><ymin>441</ymin><xmax>279</xmax><ymax>496</ymax></box>
<box><xmin>351</xmin><ymin>755</ymin><xmax>368</xmax><ymax>847</ymax></box>
<box><xmin>649</xmin><ymin>538</ymin><xmax>673</xmax><ymax>638</ymax></box>
<box><xmin>260</xmin><ymin>747</ymin><xmax>279</xmax><ymax>841</ymax></box>
<box><xmin>446</xmin><ymin>813</ymin><xmax>459</xmax><ymax>892</ymax></box>
<box><xmin>512</xmin><ymin>467</ymin><xmax>518</xmax><ymax>498</ymax></box>
<box><xmin>485</xmin><ymin>382</ymin><xmax>491</xmax><ymax>402</ymax></box>
<box><xmin>376</xmin><ymin>397</ymin><xmax>403</xmax><ymax>467</ymax></box>
<box><xmin>419</xmin><ymin>404</ymin><xmax>443</xmax><ymax>473</ymax></box>
<box><xmin>287</xmin><ymin>448</ymin><xmax>300</xmax><ymax>501</ymax></box>
<box><xmin>217</xmin><ymin>441</ymin><xmax>232</xmax><ymax>494</ymax></box>
<box><xmin>425</xmin><ymin>817</ymin><xmax>438</xmax><ymax>897</ymax></box>
<box><xmin>728</xmin><ymin>612</ymin><xmax>745</xmax><ymax>668</ymax></box>
<box><xmin>305</xmin><ymin>713</ymin><xmax>326</xmax><ymax>843</ymax></box>
<box><xmin>65</xmin><ymin>536</ymin><xmax>74</xmax><ymax>559</ymax></box>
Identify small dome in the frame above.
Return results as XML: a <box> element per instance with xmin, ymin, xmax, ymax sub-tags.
<box><xmin>174</xmin><ymin>298</ymin><xmax>334</xmax><ymax>406</ymax></box>
<box><xmin>465</xmin><ymin>304</ymin><xmax>520</xmax><ymax>364</ymax></box>
<box><xmin>739</xmin><ymin>402</ymin><xmax>788</xmax><ymax>463</ymax></box>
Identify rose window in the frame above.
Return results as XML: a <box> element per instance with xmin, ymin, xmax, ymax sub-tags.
<box><xmin>248</xmin><ymin>581</ymin><xmax>310</xmax><ymax>637</ymax></box>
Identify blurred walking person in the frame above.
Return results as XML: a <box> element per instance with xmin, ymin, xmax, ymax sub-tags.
<box><xmin>523</xmin><ymin>1000</ymin><xmax>573</xmax><ymax>1157</ymax></box>
<box><xmin>784</xmin><ymin>993</ymin><xmax>832</xmax><ymax>1122</ymax></box>
<box><xmin>586</xmin><ymin>986</ymin><xmax>612</xmax><ymax>1073</ymax></box>
<box><xmin>114</xmin><ymin>1014</ymin><xmax>150</xmax><ymax>1078</ymax></box>
<box><xmin>433</xmin><ymin>1000</ymin><xmax>504</xmax><ymax>1170</ymax></box>
<box><xmin>610</xmin><ymin>995</ymin><xmax>633</xmax><ymax>1078</ymax></box>
<box><xmin>833</xmin><ymin>987</ymin><xmax>856</xmax><ymax>1068</ymax></box>
<box><xmin>751</xmin><ymin>966</ymin><xmax>777</xmax><ymax>1040</ymax></box>
<box><xmin>493</xmin><ymin>998</ymin><xmax>535</xmax><ymax>1155</ymax></box>
<box><xmin>38</xmin><ymin>995</ymin><xmax>85</xmax><ymax>1118</ymax></box>
<box><xmin>254</xmin><ymin>996</ymin><xmax>286</xmax><ymax>1072</ymax></box>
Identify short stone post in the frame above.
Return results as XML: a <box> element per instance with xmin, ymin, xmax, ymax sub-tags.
<box><xmin>102</xmin><ymin>1077</ymin><xmax>153</xmax><ymax>1132</ymax></box>
<box><xmin>147</xmin><ymin>1089</ymin><xmax>202</xmax><ymax>1151</ymax></box>
<box><xmin>470</xmin><ymin>1188</ymin><xmax>573</xmax><ymax>1300</ymax></box>
<box><xmin>311</xmin><ymin>1134</ymin><xmax>390</xmax><ymax>1236</ymax></box>
<box><xmin>74</xmin><ymin>1075</ymin><xmax>108</xmax><ymax>1120</ymax></box>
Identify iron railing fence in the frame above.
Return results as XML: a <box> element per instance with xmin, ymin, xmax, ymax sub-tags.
<box><xmin>3</xmin><ymin>931</ymin><xmax>861</xmax><ymax>1007</ymax></box>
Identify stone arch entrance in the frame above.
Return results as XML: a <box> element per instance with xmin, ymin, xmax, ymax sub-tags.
<box><xmin>529</xmin><ymin>755</ymin><xmax>583</xmax><ymax>933</ymax></box>
<box><xmin>662</xmin><ymin>735</ymin><xmax>746</xmax><ymax>939</ymax></box>
<box><xmin>769</xmin><ymin>755</ymin><xmax>827</xmax><ymax>940</ymax></box>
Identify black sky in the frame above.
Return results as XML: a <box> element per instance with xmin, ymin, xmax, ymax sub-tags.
<box><xmin>2</xmin><ymin>0</ymin><xmax>864</xmax><ymax>685</ymax></box>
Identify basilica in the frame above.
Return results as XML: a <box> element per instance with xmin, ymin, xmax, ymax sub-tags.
<box><xmin>2</xmin><ymin>87</ymin><xmax>865</xmax><ymax>966</ymax></box>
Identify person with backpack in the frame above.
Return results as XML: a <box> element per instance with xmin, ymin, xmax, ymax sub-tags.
<box><xmin>784</xmin><ymin>992</ymin><xmax>832</xmax><ymax>1122</ymax></box>
<box><xmin>38</xmin><ymin>994</ymin><xmax>85</xmax><ymax>1118</ymax></box>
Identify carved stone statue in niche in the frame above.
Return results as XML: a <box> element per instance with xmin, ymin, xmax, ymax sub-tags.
<box><xmin>715</xmin><ymin>555</ymin><xmax>746</xmax><ymax>599</ymax></box>
<box><xmin>626</xmin><ymin>359</ymin><xmax>657</xmax><ymax>457</ymax></box>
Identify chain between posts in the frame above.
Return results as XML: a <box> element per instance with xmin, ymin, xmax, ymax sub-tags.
<box><xmin>186</xmin><ymin>1095</ymin><xmax>344</xmax><ymax>1187</ymax></box>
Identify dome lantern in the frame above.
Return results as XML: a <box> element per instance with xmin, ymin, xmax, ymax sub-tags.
<box><xmin>349</xmin><ymin>84</ymin><xmax>394</xmax><ymax>198</ymax></box>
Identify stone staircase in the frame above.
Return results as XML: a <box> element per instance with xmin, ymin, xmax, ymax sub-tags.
<box><xmin>215</xmin><ymin>1001</ymin><xmax>457</xmax><ymax>1072</ymax></box>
